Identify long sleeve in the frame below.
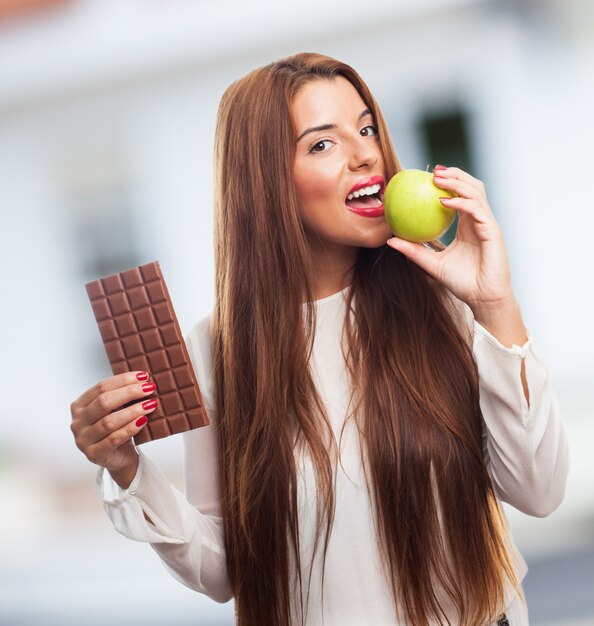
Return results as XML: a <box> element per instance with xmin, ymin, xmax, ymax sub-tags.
<box><xmin>95</xmin><ymin>315</ymin><xmax>233</xmax><ymax>603</ymax></box>
<box><xmin>471</xmin><ymin>317</ymin><xmax>570</xmax><ymax>518</ymax></box>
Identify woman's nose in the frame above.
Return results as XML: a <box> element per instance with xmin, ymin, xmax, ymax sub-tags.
<box><xmin>348</xmin><ymin>135</ymin><xmax>379</xmax><ymax>170</ymax></box>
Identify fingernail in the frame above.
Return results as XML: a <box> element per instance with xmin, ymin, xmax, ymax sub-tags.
<box><xmin>141</xmin><ymin>382</ymin><xmax>156</xmax><ymax>393</ymax></box>
<box><xmin>136</xmin><ymin>372</ymin><xmax>149</xmax><ymax>381</ymax></box>
<box><xmin>434</xmin><ymin>164</ymin><xmax>447</xmax><ymax>170</ymax></box>
<box><xmin>136</xmin><ymin>416</ymin><xmax>148</xmax><ymax>427</ymax></box>
<box><xmin>142</xmin><ymin>399</ymin><xmax>158</xmax><ymax>410</ymax></box>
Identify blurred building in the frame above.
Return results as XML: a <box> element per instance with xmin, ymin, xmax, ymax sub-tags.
<box><xmin>0</xmin><ymin>0</ymin><xmax>593</xmax><ymax>624</ymax></box>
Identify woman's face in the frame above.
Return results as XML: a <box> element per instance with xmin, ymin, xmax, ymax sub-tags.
<box><xmin>292</xmin><ymin>76</ymin><xmax>390</xmax><ymax>254</ymax></box>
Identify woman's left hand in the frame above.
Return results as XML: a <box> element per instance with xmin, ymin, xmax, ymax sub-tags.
<box><xmin>385</xmin><ymin>165</ymin><xmax>515</xmax><ymax>311</ymax></box>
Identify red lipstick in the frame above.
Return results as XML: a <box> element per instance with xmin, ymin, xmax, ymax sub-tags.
<box><xmin>345</xmin><ymin>175</ymin><xmax>385</xmax><ymax>218</ymax></box>
<box><xmin>347</xmin><ymin>175</ymin><xmax>385</xmax><ymax>197</ymax></box>
<box><xmin>347</xmin><ymin>205</ymin><xmax>385</xmax><ymax>218</ymax></box>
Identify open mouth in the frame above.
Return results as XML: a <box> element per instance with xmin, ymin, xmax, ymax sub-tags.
<box><xmin>345</xmin><ymin>182</ymin><xmax>384</xmax><ymax>210</ymax></box>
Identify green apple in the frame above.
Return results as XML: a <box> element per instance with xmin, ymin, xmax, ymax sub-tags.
<box><xmin>383</xmin><ymin>169</ymin><xmax>457</xmax><ymax>243</ymax></box>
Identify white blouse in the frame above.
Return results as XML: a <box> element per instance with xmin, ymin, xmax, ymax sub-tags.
<box><xmin>96</xmin><ymin>286</ymin><xmax>569</xmax><ymax>625</ymax></box>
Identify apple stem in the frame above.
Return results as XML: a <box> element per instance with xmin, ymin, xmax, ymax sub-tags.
<box><xmin>426</xmin><ymin>164</ymin><xmax>430</xmax><ymax>172</ymax></box>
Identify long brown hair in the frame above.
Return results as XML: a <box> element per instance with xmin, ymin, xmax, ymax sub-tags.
<box><xmin>211</xmin><ymin>52</ymin><xmax>520</xmax><ymax>626</ymax></box>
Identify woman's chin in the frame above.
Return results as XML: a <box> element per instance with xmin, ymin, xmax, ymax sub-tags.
<box><xmin>360</xmin><ymin>224</ymin><xmax>392</xmax><ymax>249</ymax></box>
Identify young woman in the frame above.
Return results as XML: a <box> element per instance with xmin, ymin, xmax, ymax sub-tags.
<box><xmin>70</xmin><ymin>53</ymin><xmax>569</xmax><ymax>626</ymax></box>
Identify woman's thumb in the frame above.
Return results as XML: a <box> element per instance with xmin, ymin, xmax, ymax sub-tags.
<box><xmin>386</xmin><ymin>237</ymin><xmax>440</xmax><ymax>279</ymax></box>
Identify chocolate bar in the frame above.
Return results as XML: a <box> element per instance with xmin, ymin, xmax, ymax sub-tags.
<box><xmin>85</xmin><ymin>261</ymin><xmax>210</xmax><ymax>444</ymax></box>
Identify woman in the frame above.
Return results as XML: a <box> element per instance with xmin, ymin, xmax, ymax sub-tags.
<box><xmin>70</xmin><ymin>53</ymin><xmax>569</xmax><ymax>626</ymax></box>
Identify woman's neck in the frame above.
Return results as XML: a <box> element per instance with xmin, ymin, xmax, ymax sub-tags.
<box><xmin>307</xmin><ymin>241</ymin><xmax>357</xmax><ymax>301</ymax></box>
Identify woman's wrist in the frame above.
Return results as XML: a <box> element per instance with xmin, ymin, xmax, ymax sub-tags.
<box><xmin>108</xmin><ymin>456</ymin><xmax>140</xmax><ymax>491</ymax></box>
<box><xmin>471</xmin><ymin>297</ymin><xmax>528</xmax><ymax>349</ymax></box>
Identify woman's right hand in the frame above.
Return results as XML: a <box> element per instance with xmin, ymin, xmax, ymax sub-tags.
<box><xmin>70</xmin><ymin>371</ymin><xmax>158</xmax><ymax>486</ymax></box>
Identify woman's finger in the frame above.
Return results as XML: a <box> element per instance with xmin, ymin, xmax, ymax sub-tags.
<box><xmin>84</xmin><ymin>379</ymin><xmax>157</xmax><ymax>425</ymax></box>
<box><xmin>76</xmin><ymin>397</ymin><xmax>159</xmax><ymax>449</ymax></box>
<box><xmin>434</xmin><ymin>165</ymin><xmax>485</xmax><ymax>191</ymax></box>
<box><xmin>438</xmin><ymin>196</ymin><xmax>491</xmax><ymax>224</ymax></box>
<box><xmin>84</xmin><ymin>416</ymin><xmax>149</xmax><ymax>467</ymax></box>
<box><xmin>72</xmin><ymin>371</ymin><xmax>150</xmax><ymax>414</ymax></box>
<box><xmin>433</xmin><ymin>174</ymin><xmax>481</xmax><ymax>201</ymax></box>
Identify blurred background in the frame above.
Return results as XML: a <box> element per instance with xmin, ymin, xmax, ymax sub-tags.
<box><xmin>1</xmin><ymin>0</ymin><xmax>593</xmax><ymax>624</ymax></box>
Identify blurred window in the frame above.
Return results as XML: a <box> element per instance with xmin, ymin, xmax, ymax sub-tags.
<box><xmin>69</xmin><ymin>182</ymin><xmax>141</xmax><ymax>282</ymax></box>
<box><xmin>418</xmin><ymin>108</ymin><xmax>475</xmax><ymax>246</ymax></box>
<box><xmin>67</xmin><ymin>182</ymin><xmax>143</xmax><ymax>375</ymax></box>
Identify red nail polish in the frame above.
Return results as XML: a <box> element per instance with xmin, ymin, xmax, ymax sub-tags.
<box><xmin>136</xmin><ymin>416</ymin><xmax>148</xmax><ymax>427</ymax></box>
<box><xmin>141</xmin><ymin>382</ymin><xmax>156</xmax><ymax>392</ymax></box>
<box><xmin>136</xmin><ymin>372</ymin><xmax>149</xmax><ymax>381</ymax></box>
<box><xmin>142</xmin><ymin>399</ymin><xmax>158</xmax><ymax>410</ymax></box>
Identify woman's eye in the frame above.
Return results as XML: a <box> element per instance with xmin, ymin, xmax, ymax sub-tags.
<box><xmin>361</xmin><ymin>124</ymin><xmax>378</xmax><ymax>137</ymax></box>
<box><xmin>308</xmin><ymin>139</ymin><xmax>333</xmax><ymax>153</ymax></box>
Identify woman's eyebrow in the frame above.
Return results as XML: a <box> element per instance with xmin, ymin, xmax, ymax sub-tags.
<box><xmin>296</xmin><ymin>108</ymin><xmax>372</xmax><ymax>142</ymax></box>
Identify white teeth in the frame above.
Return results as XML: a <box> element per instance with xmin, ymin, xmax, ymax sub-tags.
<box><xmin>347</xmin><ymin>183</ymin><xmax>381</xmax><ymax>201</ymax></box>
